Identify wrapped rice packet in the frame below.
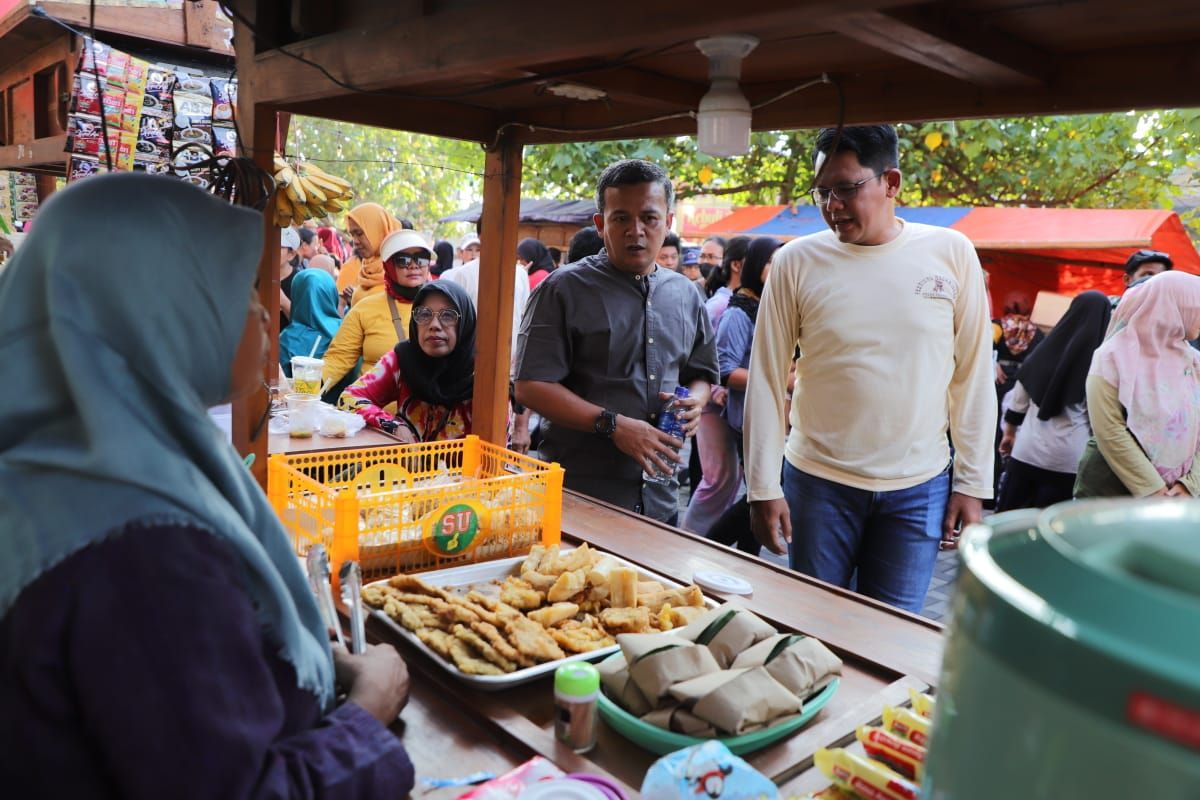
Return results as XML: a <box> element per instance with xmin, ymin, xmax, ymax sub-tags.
<box><xmin>680</xmin><ymin>603</ymin><xmax>777</xmax><ymax>667</ymax></box>
<box><xmin>625</xmin><ymin>641</ymin><xmax>721</xmax><ymax>705</ymax></box>
<box><xmin>732</xmin><ymin>633</ymin><xmax>843</xmax><ymax>698</ymax></box>
<box><xmin>598</xmin><ymin>652</ymin><xmax>652</xmax><ymax>717</ymax></box>
<box><xmin>641</xmin><ymin>706</ymin><xmax>717</xmax><ymax>736</ymax></box>
<box><xmin>692</xmin><ymin>666</ymin><xmax>802</xmax><ymax>735</ymax></box>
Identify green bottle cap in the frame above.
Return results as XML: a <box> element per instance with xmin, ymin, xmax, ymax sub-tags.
<box><xmin>554</xmin><ymin>662</ymin><xmax>600</xmax><ymax>696</ymax></box>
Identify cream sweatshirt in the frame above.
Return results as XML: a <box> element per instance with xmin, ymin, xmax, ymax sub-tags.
<box><xmin>744</xmin><ymin>220</ymin><xmax>996</xmax><ymax>501</ymax></box>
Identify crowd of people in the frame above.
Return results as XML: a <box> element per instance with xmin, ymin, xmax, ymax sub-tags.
<box><xmin>3</xmin><ymin>124</ymin><xmax>1199</xmax><ymax>795</ymax></box>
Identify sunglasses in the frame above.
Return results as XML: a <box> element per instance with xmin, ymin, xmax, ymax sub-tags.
<box><xmin>413</xmin><ymin>307</ymin><xmax>461</xmax><ymax>327</ymax></box>
<box><xmin>388</xmin><ymin>254</ymin><xmax>431</xmax><ymax>268</ymax></box>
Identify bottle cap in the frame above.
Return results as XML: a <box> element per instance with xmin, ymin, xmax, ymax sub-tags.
<box><xmin>693</xmin><ymin>570</ymin><xmax>753</xmax><ymax>595</ymax></box>
<box><xmin>555</xmin><ymin>661</ymin><xmax>600</xmax><ymax>697</ymax></box>
<box><xmin>673</xmin><ymin>385</ymin><xmax>691</xmax><ymax>398</ymax></box>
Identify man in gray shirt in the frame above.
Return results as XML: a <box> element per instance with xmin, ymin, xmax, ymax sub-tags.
<box><xmin>514</xmin><ymin>160</ymin><xmax>718</xmax><ymax>523</ymax></box>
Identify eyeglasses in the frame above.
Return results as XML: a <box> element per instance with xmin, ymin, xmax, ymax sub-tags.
<box><xmin>810</xmin><ymin>172</ymin><xmax>885</xmax><ymax>206</ymax></box>
<box><xmin>413</xmin><ymin>307</ymin><xmax>461</xmax><ymax>327</ymax></box>
<box><xmin>388</xmin><ymin>254</ymin><xmax>431</xmax><ymax>268</ymax></box>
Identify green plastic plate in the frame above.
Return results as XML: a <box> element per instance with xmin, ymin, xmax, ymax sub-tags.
<box><xmin>596</xmin><ymin>657</ymin><xmax>840</xmax><ymax>756</ymax></box>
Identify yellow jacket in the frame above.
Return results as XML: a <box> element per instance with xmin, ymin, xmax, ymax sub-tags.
<box><xmin>321</xmin><ymin>291</ymin><xmax>412</xmax><ymax>386</ymax></box>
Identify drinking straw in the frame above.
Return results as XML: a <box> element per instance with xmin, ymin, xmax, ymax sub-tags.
<box><xmin>308</xmin><ymin>336</ymin><xmax>322</xmax><ymax>358</ymax></box>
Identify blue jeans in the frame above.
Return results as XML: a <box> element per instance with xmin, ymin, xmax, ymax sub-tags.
<box><xmin>783</xmin><ymin>462</ymin><xmax>950</xmax><ymax>613</ymax></box>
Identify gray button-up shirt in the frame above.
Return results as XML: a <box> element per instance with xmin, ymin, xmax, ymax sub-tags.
<box><xmin>514</xmin><ymin>250</ymin><xmax>719</xmax><ymax>521</ymax></box>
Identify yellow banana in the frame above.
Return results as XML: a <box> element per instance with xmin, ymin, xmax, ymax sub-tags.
<box><xmin>281</xmin><ymin>169</ymin><xmax>306</xmax><ymax>206</ymax></box>
<box><xmin>274</xmin><ymin>189</ymin><xmax>296</xmax><ymax>225</ymax></box>
<box><xmin>299</xmin><ymin>169</ymin><xmax>343</xmax><ymax>198</ymax></box>
<box><xmin>298</xmin><ymin>174</ymin><xmax>327</xmax><ymax>205</ymax></box>
<box><xmin>305</xmin><ymin>162</ymin><xmax>352</xmax><ymax>192</ymax></box>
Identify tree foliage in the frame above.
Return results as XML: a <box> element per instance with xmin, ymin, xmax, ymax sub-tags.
<box><xmin>288</xmin><ymin>116</ymin><xmax>485</xmax><ymax>236</ymax></box>
<box><xmin>522</xmin><ymin>110</ymin><xmax>1200</xmax><ymax>217</ymax></box>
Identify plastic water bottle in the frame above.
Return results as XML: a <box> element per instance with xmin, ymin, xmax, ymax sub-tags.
<box><xmin>642</xmin><ymin>386</ymin><xmax>689</xmax><ymax>484</ymax></box>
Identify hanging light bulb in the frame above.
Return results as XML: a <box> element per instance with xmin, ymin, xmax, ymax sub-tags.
<box><xmin>695</xmin><ymin>34</ymin><xmax>759</xmax><ymax>157</ymax></box>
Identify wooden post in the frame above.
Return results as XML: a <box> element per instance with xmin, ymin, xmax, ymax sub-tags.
<box><xmin>472</xmin><ymin>133</ymin><xmax>523</xmax><ymax>446</ymax></box>
<box><xmin>230</xmin><ymin>1</ymin><xmax>277</xmax><ymax>489</ymax></box>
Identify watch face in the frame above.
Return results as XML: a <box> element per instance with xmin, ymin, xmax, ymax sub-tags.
<box><xmin>595</xmin><ymin>411</ymin><xmax>615</xmax><ymax>435</ymax></box>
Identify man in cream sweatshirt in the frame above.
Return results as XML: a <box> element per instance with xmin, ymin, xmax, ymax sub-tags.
<box><xmin>744</xmin><ymin>125</ymin><xmax>995</xmax><ymax>613</ymax></box>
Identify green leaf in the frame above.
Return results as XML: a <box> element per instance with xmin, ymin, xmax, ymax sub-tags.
<box><xmin>694</xmin><ymin>609</ymin><xmax>737</xmax><ymax>646</ymax></box>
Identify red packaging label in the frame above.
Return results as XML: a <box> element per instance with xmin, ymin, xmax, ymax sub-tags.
<box><xmin>1128</xmin><ymin>691</ymin><xmax>1200</xmax><ymax>751</ymax></box>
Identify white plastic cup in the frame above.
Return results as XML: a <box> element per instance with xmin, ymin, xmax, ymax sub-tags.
<box><xmin>290</xmin><ymin>356</ymin><xmax>324</xmax><ymax>396</ymax></box>
<box><xmin>286</xmin><ymin>393</ymin><xmax>320</xmax><ymax>439</ymax></box>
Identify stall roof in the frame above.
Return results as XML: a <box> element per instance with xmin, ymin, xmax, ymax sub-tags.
<box><xmin>695</xmin><ymin>204</ymin><xmax>1200</xmax><ymax>271</ymax></box>
<box><xmin>440</xmin><ymin>198</ymin><xmax>596</xmax><ymax>225</ymax></box>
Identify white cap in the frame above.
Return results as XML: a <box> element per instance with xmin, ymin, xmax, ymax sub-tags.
<box><xmin>458</xmin><ymin>233</ymin><xmax>481</xmax><ymax>250</ymax></box>
<box><xmin>280</xmin><ymin>226</ymin><xmax>301</xmax><ymax>250</ymax></box>
<box><xmin>380</xmin><ymin>229</ymin><xmax>432</xmax><ymax>262</ymax></box>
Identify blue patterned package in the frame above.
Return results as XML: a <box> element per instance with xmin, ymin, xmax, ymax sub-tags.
<box><xmin>641</xmin><ymin>741</ymin><xmax>778</xmax><ymax>800</ymax></box>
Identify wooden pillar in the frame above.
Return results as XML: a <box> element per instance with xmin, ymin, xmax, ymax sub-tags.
<box><xmin>472</xmin><ymin>133</ymin><xmax>523</xmax><ymax>446</ymax></box>
<box><xmin>230</xmin><ymin>0</ymin><xmax>277</xmax><ymax>489</ymax></box>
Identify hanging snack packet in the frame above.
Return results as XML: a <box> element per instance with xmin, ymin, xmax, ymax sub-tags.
<box><xmin>882</xmin><ymin>705</ymin><xmax>931</xmax><ymax>747</ymax></box>
<box><xmin>856</xmin><ymin>725</ymin><xmax>927</xmax><ymax>781</ymax></box>
<box><xmin>908</xmin><ymin>687</ymin><xmax>936</xmax><ymax>718</ymax></box>
<box><xmin>814</xmin><ymin>748</ymin><xmax>918</xmax><ymax>800</ymax></box>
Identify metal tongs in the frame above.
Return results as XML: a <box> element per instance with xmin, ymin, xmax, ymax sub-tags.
<box><xmin>339</xmin><ymin>560</ymin><xmax>367</xmax><ymax>655</ymax></box>
<box><xmin>305</xmin><ymin>544</ymin><xmax>344</xmax><ymax>649</ymax></box>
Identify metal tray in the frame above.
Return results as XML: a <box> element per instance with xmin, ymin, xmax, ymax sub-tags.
<box><xmin>367</xmin><ymin>549</ymin><xmax>709</xmax><ymax>690</ymax></box>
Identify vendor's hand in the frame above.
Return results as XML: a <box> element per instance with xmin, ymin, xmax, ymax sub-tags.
<box><xmin>612</xmin><ymin>414</ymin><xmax>683</xmax><ymax>477</ymax></box>
<box><xmin>994</xmin><ymin>363</ymin><xmax>1007</xmax><ymax>385</ymax></box>
<box><xmin>509</xmin><ymin>424</ymin><xmax>531</xmax><ymax>455</ymax></box>
<box><xmin>334</xmin><ymin>643</ymin><xmax>410</xmax><ymax>724</ymax></box>
<box><xmin>661</xmin><ymin>390</ymin><xmax>703</xmax><ymax>438</ymax></box>
<box><xmin>1168</xmin><ymin>482</ymin><xmax>1191</xmax><ymax>497</ymax></box>
<box><xmin>710</xmin><ymin>385</ymin><xmax>728</xmax><ymax>407</ymax></box>
<box><xmin>941</xmin><ymin>492</ymin><xmax>982</xmax><ymax>551</ymax></box>
<box><xmin>998</xmin><ymin>430</ymin><xmax>1016</xmax><ymax>458</ymax></box>
<box><xmin>750</xmin><ymin>497</ymin><xmax>791</xmax><ymax>556</ymax></box>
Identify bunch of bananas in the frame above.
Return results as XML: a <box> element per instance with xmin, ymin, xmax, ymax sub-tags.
<box><xmin>273</xmin><ymin>154</ymin><xmax>354</xmax><ymax>226</ymax></box>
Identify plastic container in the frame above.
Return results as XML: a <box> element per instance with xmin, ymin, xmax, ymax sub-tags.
<box><xmin>555</xmin><ymin>662</ymin><xmax>600</xmax><ymax>753</ymax></box>
<box><xmin>290</xmin><ymin>356</ymin><xmax>324</xmax><ymax>395</ymax></box>
<box><xmin>285</xmin><ymin>393</ymin><xmax>320</xmax><ymax>438</ymax></box>
<box><xmin>267</xmin><ymin>436</ymin><xmax>565</xmax><ymax>581</ymax></box>
<box><xmin>642</xmin><ymin>386</ymin><xmax>689</xmax><ymax>484</ymax></box>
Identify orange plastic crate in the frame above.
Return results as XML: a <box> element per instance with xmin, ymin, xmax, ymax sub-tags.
<box><xmin>267</xmin><ymin>436</ymin><xmax>564</xmax><ymax>581</ymax></box>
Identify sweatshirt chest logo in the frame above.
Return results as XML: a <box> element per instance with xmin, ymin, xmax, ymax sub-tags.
<box><xmin>914</xmin><ymin>275</ymin><xmax>958</xmax><ymax>301</ymax></box>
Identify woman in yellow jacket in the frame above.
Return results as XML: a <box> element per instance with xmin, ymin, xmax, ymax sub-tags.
<box><xmin>321</xmin><ymin>229</ymin><xmax>432</xmax><ymax>398</ymax></box>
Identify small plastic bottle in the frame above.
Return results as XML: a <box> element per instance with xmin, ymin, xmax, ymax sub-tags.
<box><xmin>642</xmin><ymin>386</ymin><xmax>690</xmax><ymax>484</ymax></box>
<box><xmin>554</xmin><ymin>662</ymin><xmax>600</xmax><ymax>753</ymax></box>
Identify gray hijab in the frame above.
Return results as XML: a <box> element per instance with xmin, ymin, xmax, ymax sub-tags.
<box><xmin>0</xmin><ymin>173</ymin><xmax>335</xmax><ymax>707</ymax></box>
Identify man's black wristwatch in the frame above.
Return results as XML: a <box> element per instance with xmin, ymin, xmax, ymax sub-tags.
<box><xmin>593</xmin><ymin>409</ymin><xmax>617</xmax><ymax>438</ymax></box>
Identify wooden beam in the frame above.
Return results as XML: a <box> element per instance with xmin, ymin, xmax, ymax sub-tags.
<box><xmin>543</xmin><ymin>67</ymin><xmax>705</xmax><ymax>110</ymax></box>
<box><xmin>277</xmin><ymin>94</ymin><xmax>499</xmax><ymax>144</ymax></box>
<box><xmin>38</xmin><ymin>1</ymin><xmax>233</xmax><ymax>53</ymax></box>
<box><xmin>472</xmin><ymin>134</ymin><xmax>523</xmax><ymax>447</ymax></box>
<box><xmin>825</xmin><ymin>8</ymin><xmax>1050</xmax><ymax>87</ymax></box>
<box><xmin>250</xmin><ymin>0</ymin><xmax>914</xmax><ymax>105</ymax></box>
<box><xmin>0</xmin><ymin>133</ymin><xmax>66</xmax><ymax>170</ymax></box>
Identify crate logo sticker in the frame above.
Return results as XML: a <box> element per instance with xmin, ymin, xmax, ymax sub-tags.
<box><xmin>425</xmin><ymin>501</ymin><xmax>483</xmax><ymax>556</ymax></box>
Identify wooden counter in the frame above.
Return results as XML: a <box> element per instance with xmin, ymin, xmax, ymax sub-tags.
<box><xmin>366</xmin><ymin>491</ymin><xmax>946</xmax><ymax>797</ymax></box>
<box><xmin>269</xmin><ymin>427</ymin><xmax>404</xmax><ymax>455</ymax></box>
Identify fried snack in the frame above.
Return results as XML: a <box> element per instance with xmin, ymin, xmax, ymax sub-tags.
<box><xmin>465</xmin><ymin>591</ymin><xmax>524</xmax><ymax>624</ymax></box>
<box><xmin>600</xmin><ymin>605</ymin><xmax>652</xmax><ymax>634</ymax></box>
<box><xmin>551</xmin><ymin>618</ymin><xmax>616</xmax><ymax>653</ymax></box>
<box><xmin>609</xmin><ymin>567</ymin><xmax>638</xmax><ymax>608</ymax></box>
<box><xmin>557</xmin><ymin>542</ymin><xmax>594</xmax><ymax>572</ymax></box>
<box><xmin>453</xmin><ymin>624</ymin><xmax>517</xmax><ymax>672</ymax></box>
<box><xmin>537</xmin><ymin>544</ymin><xmax>563</xmax><ymax>575</ymax></box>
<box><xmin>656</xmin><ymin>603</ymin><xmax>675</xmax><ymax>631</ymax></box>
<box><xmin>469</xmin><ymin>620</ymin><xmax>530</xmax><ymax>667</ymax></box>
<box><xmin>388</xmin><ymin>574</ymin><xmax>452</xmax><ymax>600</ymax></box>
<box><xmin>519</xmin><ymin>544</ymin><xmax>547</xmax><ymax>574</ymax></box>
<box><xmin>547</xmin><ymin>569</ymin><xmax>587</xmax><ymax>603</ymax></box>
<box><xmin>586</xmin><ymin>581</ymin><xmax>611</xmax><ymax>605</ymax></box>
<box><xmin>586</xmin><ymin>555</ymin><xmax>620</xmax><ymax>586</ymax></box>
<box><xmin>447</xmin><ymin>638</ymin><xmax>507</xmax><ymax>676</ymax></box>
<box><xmin>499</xmin><ymin>576</ymin><xmax>546</xmax><ymax>610</ymax></box>
<box><xmin>381</xmin><ymin>589</ymin><xmax>444</xmax><ymax>608</ymax></box>
<box><xmin>520</xmin><ymin>570</ymin><xmax>558</xmax><ymax>593</ymax></box>
<box><xmin>386</xmin><ymin>598</ymin><xmax>442</xmax><ymax>632</ymax></box>
<box><xmin>433</xmin><ymin>598</ymin><xmax>481</xmax><ymax>627</ymax></box>
<box><xmin>416</xmin><ymin>628</ymin><xmax>455</xmax><ymax>658</ymax></box>
<box><xmin>637</xmin><ymin>580</ymin><xmax>666</xmax><ymax>597</ymax></box>
<box><xmin>504</xmin><ymin>615</ymin><xmax>566</xmax><ymax>662</ymax></box>
<box><xmin>528</xmin><ymin>602</ymin><xmax>580</xmax><ymax>627</ymax></box>
<box><xmin>361</xmin><ymin>584</ymin><xmax>389</xmax><ymax>608</ymax></box>
<box><xmin>640</xmin><ymin>585</ymin><xmax>705</xmax><ymax>614</ymax></box>
<box><xmin>669</xmin><ymin>605</ymin><xmax>707</xmax><ymax>626</ymax></box>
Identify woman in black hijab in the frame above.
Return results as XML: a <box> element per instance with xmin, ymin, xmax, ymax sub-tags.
<box><xmin>431</xmin><ymin>240</ymin><xmax>455</xmax><ymax>277</ymax></box>
<box><xmin>517</xmin><ymin>237</ymin><xmax>556</xmax><ymax>290</ymax></box>
<box><xmin>995</xmin><ymin>290</ymin><xmax>1112</xmax><ymax>511</ymax></box>
<box><xmin>340</xmin><ymin>281</ymin><xmax>479</xmax><ymax>441</ymax></box>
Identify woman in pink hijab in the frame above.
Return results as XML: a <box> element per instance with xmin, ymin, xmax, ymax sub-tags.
<box><xmin>1075</xmin><ymin>271</ymin><xmax>1200</xmax><ymax>497</ymax></box>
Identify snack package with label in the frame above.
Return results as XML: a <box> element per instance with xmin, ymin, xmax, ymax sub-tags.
<box><xmin>815</xmin><ymin>748</ymin><xmax>918</xmax><ymax>800</ymax></box>
<box><xmin>457</xmin><ymin>756</ymin><xmax>564</xmax><ymax>799</ymax></box>
<box><xmin>68</xmin><ymin>156</ymin><xmax>105</xmax><ymax>183</ymax></box>
<box><xmin>642</xmin><ymin>741</ymin><xmax>778</xmax><ymax>800</ymax></box>
<box><xmin>882</xmin><ymin>705</ymin><xmax>930</xmax><ymax>747</ymax></box>
<box><xmin>856</xmin><ymin>725</ymin><xmax>927</xmax><ymax>781</ymax></box>
<box><xmin>908</xmin><ymin>688</ymin><xmax>935</xmax><ymax>719</ymax></box>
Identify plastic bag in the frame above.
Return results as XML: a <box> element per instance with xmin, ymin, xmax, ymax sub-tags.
<box><xmin>641</xmin><ymin>741</ymin><xmax>778</xmax><ymax>800</ymax></box>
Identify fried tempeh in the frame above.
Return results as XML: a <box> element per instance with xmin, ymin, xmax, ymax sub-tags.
<box><xmin>388</xmin><ymin>574</ymin><xmax>452</xmax><ymax>600</ymax></box>
<box><xmin>499</xmin><ymin>576</ymin><xmax>546</xmax><ymax>610</ymax></box>
<box><xmin>527</xmin><ymin>602</ymin><xmax>579</xmax><ymax>628</ymax></box>
<box><xmin>504</xmin><ymin>615</ymin><xmax>566</xmax><ymax>662</ymax></box>
<box><xmin>469</xmin><ymin>620</ymin><xmax>530</xmax><ymax>667</ymax></box>
<box><xmin>640</xmin><ymin>585</ymin><xmax>706</xmax><ymax>613</ymax></box>
<box><xmin>453</xmin><ymin>624</ymin><xmax>517</xmax><ymax>672</ymax></box>
<box><xmin>447</xmin><ymin>638</ymin><xmax>507</xmax><ymax>676</ymax></box>
<box><xmin>385</xmin><ymin>598</ymin><xmax>442</xmax><ymax>631</ymax></box>
<box><xmin>599</xmin><ymin>605</ymin><xmax>652</xmax><ymax>634</ymax></box>
<box><xmin>361</xmin><ymin>585</ymin><xmax>389</xmax><ymax>608</ymax></box>
<box><xmin>416</xmin><ymin>628</ymin><xmax>455</xmax><ymax>658</ymax></box>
